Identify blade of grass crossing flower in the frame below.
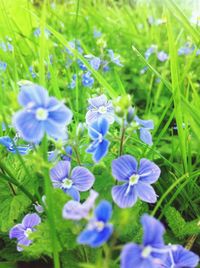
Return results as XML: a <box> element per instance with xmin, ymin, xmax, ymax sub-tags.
<box><xmin>166</xmin><ymin>10</ymin><xmax>188</xmax><ymax>173</ymax></box>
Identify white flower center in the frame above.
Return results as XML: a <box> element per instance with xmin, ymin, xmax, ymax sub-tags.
<box><xmin>62</xmin><ymin>178</ymin><xmax>73</xmax><ymax>189</ymax></box>
<box><xmin>141</xmin><ymin>246</ymin><xmax>152</xmax><ymax>258</ymax></box>
<box><xmin>24</xmin><ymin>228</ymin><xmax>32</xmax><ymax>238</ymax></box>
<box><xmin>129</xmin><ymin>174</ymin><xmax>140</xmax><ymax>185</ymax></box>
<box><xmin>89</xmin><ymin>220</ymin><xmax>105</xmax><ymax>232</ymax></box>
<box><xmin>36</xmin><ymin>108</ymin><xmax>48</xmax><ymax>121</ymax></box>
<box><xmin>98</xmin><ymin>106</ymin><xmax>107</xmax><ymax>114</ymax></box>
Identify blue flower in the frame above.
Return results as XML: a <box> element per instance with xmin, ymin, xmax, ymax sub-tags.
<box><xmin>50</xmin><ymin>161</ymin><xmax>95</xmax><ymax>201</ymax></box>
<box><xmin>178</xmin><ymin>43</ymin><xmax>195</xmax><ymax>56</ymax></box>
<box><xmin>121</xmin><ymin>214</ymin><xmax>166</xmax><ymax>268</ymax></box>
<box><xmin>135</xmin><ymin>116</ymin><xmax>154</xmax><ymax>145</ymax></box>
<box><xmin>86</xmin><ymin>118</ymin><xmax>110</xmax><ymax>162</ymax></box>
<box><xmin>89</xmin><ymin>56</ymin><xmax>101</xmax><ymax>70</ymax></box>
<box><xmin>86</xmin><ymin>94</ymin><xmax>114</xmax><ymax>125</ymax></box>
<box><xmin>82</xmin><ymin>72</ymin><xmax>94</xmax><ymax>87</ymax></box>
<box><xmin>77</xmin><ymin>59</ymin><xmax>87</xmax><ymax>70</ymax></box>
<box><xmin>163</xmin><ymin>245</ymin><xmax>199</xmax><ymax>268</ymax></box>
<box><xmin>0</xmin><ymin>61</ymin><xmax>7</xmax><ymax>72</ymax></box>
<box><xmin>77</xmin><ymin>200</ymin><xmax>113</xmax><ymax>247</ymax></box>
<box><xmin>63</xmin><ymin>189</ymin><xmax>98</xmax><ymax>220</ymax></box>
<box><xmin>140</xmin><ymin>66</ymin><xmax>148</xmax><ymax>75</ymax></box>
<box><xmin>111</xmin><ymin>155</ymin><xmax>160</xmax><ymax>208</ymax></box>
<box><xmin>93</xmin><ymin>28</ymin><xmax>102</xmax><ymax>38</ymax></box>
<box><xmin>0</xmin><ymin>136</ymin><xmax>31</xmax><ymax>155</ymax></box>
<box><xmin>9</xmin><ymin>213</ymin><xmax>41</xmax><ymax>251</ymax></box>
<box><xmin>157</xmin><ymin>51</ymin><xmax>168</xmax><ymax>62</ymax></box>
<box><xmin>13</xmin><ymin>83</ymin><xmax>72</xmax><ymax>143</ymax></box>
<box><xmin>108</xmin><ymin>49</ymin><xmax>123</xmax><ymax>66</ymax></box>
<box><xmin>144</xmin><ymin>45</ymin><xmax>157</xmax><ymax>60</ymax></box>
<box><xmin>68</xmin><ymin>74</ymin><xmax>76</xmax><ymax>89</ymax></box>
<box><xmin>33</xmin><ymin>28</ymin><xmax>51</xmax><ymax>38</ymax></box>
<box><xmin>62</xmin><ymin>145</ymin><xmax>73</xmax><ymax>161</ymax></box>
<box><xmin>29</xmin><ymin>66</ymin><xmax>37</xmax><ymax>79</ymax></box>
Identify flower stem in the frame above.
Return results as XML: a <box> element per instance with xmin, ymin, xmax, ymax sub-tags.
<box><xmin>119</xmin><ymin>120</ymin><xmax>125</xmax><ymax>156</ymax></box>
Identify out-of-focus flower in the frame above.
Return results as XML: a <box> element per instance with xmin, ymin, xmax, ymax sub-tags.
<box><xmin>111</xmin><ymin>155</ymin><xmax>160</xmax><ymax>208</ymax></box>
<box><xmin>86</xmin><ymin>94</ymin><xmax>114</xmax><ymax>125</ymax></box>
<box><xmin>82</xmin><ymin>72</ymin><xmax>94</xmax><ymax>87</ymax></box>
<box><xmin>144</xmin><ymin>45</ymin><xmax>157</xmax><ymax>60</ymax></box>
<box><xmin>33</xmin><ymin>28</ymin><xmax>51</xmax><ymax>38</ymax></box>
<box><xmin>157</xmin><ymin>51</ymin><xmax>168</xmax><ymax>62</ymax></box>
<box><xmin>0</xmin><ymin>61</ymin><xmax>7</xmax><ymax>72</ymax></box>
<box><xmin>86</xmin><ymin>118</ymin><xmax>110</xmax><ymax>162</ymax></box>
<box><xmin>50</xmin><ymin>161</ymin><xmax>95</xmax><ymax>201</ymax></box>
<box><xmin>108</xmin><ymin>49</ymin><xmax>123</xmax><ymax>66</ymax></box>
<box><xmin>9</xmin><ymin>213</ymin><xmax>41</xmax><ymax>251</ymax></box>
<box><xmin>62</xmin><ymin>189</ymin><xmax>98</xmax><ymax>220</ymax></box>
<box><xmin>77</xmin><ymin>200</ymin><xmax>113</xmax><ymax>247</ymax></box>
<box><xmin>178</xmin><ymin>43</ymin><xmax>195</xmax><ymax>56</ymax></box>
<box><xmin>190</xmin><ymin>11</ymin><xmax>200</xmax><ymax>27</ymax></box>
<box><xmin>68</xmin><ymin>74</ymin><xmax>76</xmax><ymax>89</ymax></box>
<box><xmin>29</xmin><ymin>66</ymin><xmax>37</xmax><ymax>79</ymax></box>
<box><xmin>0</xmin><ymin>136</ymin><xmax>31</xmax><ymax>155</ymax></box>
<box><xmin>13</xmin><ymin>83</ymin><xmax>72</xmax><ymax>143</ymax></box>
<box><xmin>93</xmin><ymin>28</ymin><xmax>102</xmax><ymax>38</ymax></box>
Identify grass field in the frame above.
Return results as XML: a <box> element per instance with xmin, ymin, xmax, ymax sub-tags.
<box><xmin>0</xmin><ymin>0</ymin><xmax>199</xmax><ymax>267</ymax></box>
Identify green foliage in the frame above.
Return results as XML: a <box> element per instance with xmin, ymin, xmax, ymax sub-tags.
<box><xmin>165</xmin><ymin>206</ymin><xmax>200</xmax><ymax>239</ymax></box>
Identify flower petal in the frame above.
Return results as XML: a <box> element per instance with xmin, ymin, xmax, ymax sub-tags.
<box><xmin>139</xmin><ymin>128</ymin><xmax>153</xmax><ymax>145</ymax></box>
<box><xmin>62</xmin><ymin>200</ymin><xmax>84</xmax><ymax>220</ymax></box>
<box><xmin>71</xmin><ymin>166</ymin><xmax>95</xmax><ymax>191</ymax></box>
<box><xmin>22</xmin><ymin>213</ymin><xmax>41</xmax><ymax>228</ymax></box>
<box><xmin>112</xmin><ymin>155</ymin><xmax>138</xmax><ymax>182</ymax></box>
<box><xmin>136</xmin><ymin>182</ymin><xmax>157</xmax><ymax>203</ymax></box>
<box><xmin>135</xmin><ymin>116</ymin><xmax>154</xmax><ymax>129</ymax></box>
<box><xmin>44</xmin><ymin>119</ymin><xmax>67</xmax><ymax>140</ymax></box>
<box><xmin>89</xmin><ymin>225</ymin><xmax>113</xmax><ymax>247</ymax></box>
<box><xmin>93</xmin><ymin>139</ymin><xmax>109</xmax><ymax>162</ymax></box>
<box><xmin>50</xmin><ymin>161</ymin><xmax>70</xmax><ymax>182</ymax></box>
<box><xmin>66</xmin><ymin>187</ymin><xmax>80</xmax><ymax>201</ymax></box>
<box><xmin>121</xmin><ymin>243</ymin><xmax>155</xmax><ymax>268</ymax></box>
<box><xmin>111</xmin><ymin>184</ymin><xmax>137</xmax><ymax>208</ymax></box>
<box><xmin>166</xmin><ymin>246</ymin><xmax>200</xmax><ymax>268</ymax></box>
<box><xmin>94</xmin><ymin>200</ymin><xmax>112</xmax><ymax>222</ymax></box>
<box><xmin>47</xmin><ymin>97</ymin><xmax>73</xmax><ymax>125</ymax></box>
<box><xmin>141</xmin><ymin>214</ymin><xmax>165</xmax><ymax>248</ymax></box>
<box><xmin>13</xmin><ymin>110</ymin><xmax>44</xmax><ymax>143</ymax></box>
<box><xmin>139</xmin><ymin>159</ymin><xmax>161</xmax><ymax>184</ymax></box>
<box><xmin>18</xmin><ymin>84</ymin><xmax>49</xmax><ymax>107</ymax></box>
<box><xmin>86</xmin><ymin>110</ymin><xmax>99</xmax><ymax>125</ymax></box>
<box><xmin>77</xmin><ymin>229</ymin><xmax>98</xmax><ymax>245</ymax></box>
<box><xmin>88</xmin><ymin>95</ymin><xmax>107</xmax><ymax>108</ymax></box>
<box><xmin>9</xmin><ymin>224</ymin><xmax>25</xmax><ymax>240</ymax></box>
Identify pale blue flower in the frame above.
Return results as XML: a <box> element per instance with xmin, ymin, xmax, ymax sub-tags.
<box><xmin>13</xmin><ymin>83</ymin><xmax>72</xmax><ymax>143</ymax></box>
<box><xmin>86</xmin><ymin>94</ymin><xmax>114</xmax><ymax>125</ymax></box>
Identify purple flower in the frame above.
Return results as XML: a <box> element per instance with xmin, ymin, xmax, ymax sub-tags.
<box><xmin>77</xmin><ymin>200</ymin><xmax>113</xmax><ymax>247</ymax></box>
<box><xmin>82</xmin><ymin>72</ymin><xmax>94</xmax><ymax>87</ymax></box>
<box><xmin>62</xmin><ymin>189</ymin><xmax>98</xmax><ymax>220</ymax></box>
<box><xmin>86</xmin><ymin>118</ymin><xmax>110</xmax><ymax>163</ymax></box>
<box><xmin>157</xmin><ymin>51</ymin><xmax>168</xmax><ymax>62</ymax></box>
<box><xmin>163</xmin><ymin>245</ymin><xmax>199</xmax><ymax>268</ymax></box>
<box><xmin>9</xmin><ymin>213</ymin><xmax>41</xmax><ymax>251</ymax></box>
<box><xmin>0</xmin><ymin>136</ymin><xmax>31</xmax><ymax>155</ymax></box>
<box><xmin>13</xmin><ymin>83</ymin><xmax>72</xmax><ymax>143</ymax></box>
<box><xmin>121</xmin><ymin>214</ymin><xmax>166</xmax><ymax>268</ymax></box>
<box><xmin>111</xmin><ymin>155</ymin><xmax>160</xmax><ymax>208</ymax></box>
<box><xmin>50</xmin><ymin>161</ymin><xmax>95</xmax><ymax>201</ymax></box>
<box><xmin>135</xmin><ymin>116</ymin><xmax>154</xmax><ymax>145</ymax></box>
<box><xmin>86</xmin><ymin>94</ymin><xmax>114</xmax><ymax>125</ymax></box>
